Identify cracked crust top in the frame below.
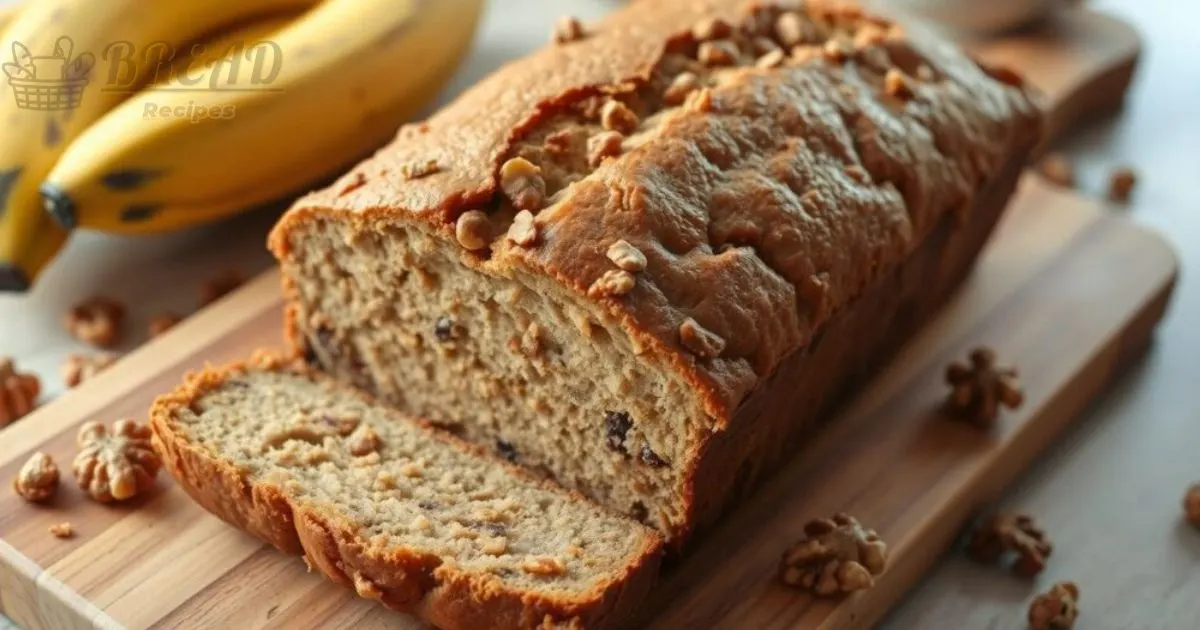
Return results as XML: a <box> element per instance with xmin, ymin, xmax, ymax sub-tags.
<box><xmin>270</xmin><ymin>0</ymin><xmax>1043</xmax><ymax>423</ymax></box>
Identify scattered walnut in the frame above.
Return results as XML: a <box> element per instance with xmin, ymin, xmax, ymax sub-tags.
<box><xmin>1028</xmin><ymin>582</ymin><xmax>1080</xmax><ymax>630</ymax></box>
<box><xmin>62</xmin><ymin>353</ymin><xmax>118</xmax><ymax>388</ymax></box>
<box><xmin>553</xmin><ymin>16</ymin><xmax>585</xmax><ymax>44</ymax></box>
<box><xmin>1184</xmin><ymin>483</ymin><xmax>1200</xmax><ymax>527</ymax></box>
<box><xmin>884</xmin><ymin>68</ymin><xmax>915</xmax><ymax>100</ymax></box>
<box><xmin>779</xmin><ymin>513</ymin><xmax>888</xmax><ymax>596</ymax></box>
<box><xmin>347</xmin><ymin>425</ymin><xmax>381</xmax><ymax>457</ymax></box>
<box><xmin>945</xmin><ymin>347</ymin><xmax>1024</xmax><ymax>428</ymax></box>
<box><xmin>65</xmin><ymin>296</ymin><xmax>125</xmax><ymax>348</ymax></box>
<box><xmin>13</xmin><ymin>452</ymin><xmax>59</xmax><ymax>502</ymax></box>
<box><xmin>49</xmin><ymin>522</ymin><xmax>74</xmax><ymax>539</ymax></box>
<box><xmin>506</xmin><ymin>210</ymin><xmax>539</xmax><ymax>247</ymax></box>
<box><xmin>756</xmin><ymin>48</ymin><xmax>786</xmax><ymax>69</ymax></box>
<box><xmin>1038</xmin><ymin>153</ymin><xmax>1076</xmax><ymax>188</ymax></box>
<box><xmin>200</xmin><ymin>270</ymin><xmax>244</xmax><ymax>307</ymax></box>
<box><xmin>698</xmin><ymin>40</ymin><xmax>739</xmax><ymax>67</ymax></box>
<box><xmin>588</xmin><ymin>269</ymin><xmax>636</xmax><ymax>298</ymax></box>
<box><xmin>663</xmin><ymin>72</ymin><xmax>700</xmax><ymax>105</ymax></box>
<box><xmin>775</xmin><ymin>12</ymin><xmax>816</xmax><ymax>47</ymax></box>
<box><xmin>679</xmin><ymin>318</ymin><xmax>725</xmax><ymax>358</ymax></box>
<box><xmin>148</xmin><ymin>313</ymin><xmax>182</xmax><ymax>338</ymax></box>
<box><xmin>522</xmin><ymin>556</ymin><xmax>566</xmax><ymax>577</ymax></box>
<box><xmin>1107</xmin><ymin>165</ymin><xmax>1137</xmax><ymax>203</ymax></box>
<box><xmin>606</xmin><ymin>240</ymin><xmax>647</xmax><ymax>272</ymax></box>
<box><xmin>823</xmin><ymin>37</ymin><xmax>854</xmax><ymax>63</ymax></box>
<box><xmin>968</xmin><ymin>513</ymin><xmax>1053</xmax><ymax>577</ymax></box>
<box><xmin>600</xmin><ymin>100</ymin><xmax>639</xmax><ymax>134</ymax></box>
<box><xmin>692</xmin><ymin>17</ymin><xmax>733</xmax><ymax>41</ymax></box>
<box><xmin>499</xmin><ymin>157</ymin><xmax>546</xmax><ymax>212</ymax></box>
<box><xmin>0</xmin><ymin>357</ymin><xmax>40</xmax><ymax>427</ymax></box>
<box><xmin>587</xmin><ymin>131</ymin><xmax>624</xmax><ymax>167</ymax></box>
<box><xmin>685</xmin><ymin>88</ymin><xmax>715</xmax><ymax>114</ymax></box>
<box><xmin>400</xmin><ymin>159</ymin><xmax>440</xmax><ymax>180</ymax></box>
<box><xmin>73</xmin><ymin>419</ymin><xmax>162</xmax><ymax>503</ymax></box>
<box><xmin>520</xmin><ymin>323</ymin><xmax>543</xmax><ymax>358</ymax></box>
<box><xmin>455</xmin><ymin>210</ymin><xmax>492</xmax><ymax>251</ymax></box>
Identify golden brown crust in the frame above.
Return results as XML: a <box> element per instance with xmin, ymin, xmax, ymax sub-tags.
<box><xmin>269</xmin><ymin>0</ymin><xmax>1043</xmax><ymax>425</ymax></box>
<box><xmin>149</xmin><ymin>355</ymin><xmax>662</xmax><ymax>629</ymax></box>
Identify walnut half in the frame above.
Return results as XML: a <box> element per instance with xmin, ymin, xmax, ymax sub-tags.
<box><xmin>72</xmin><ymin>420</ymin><xmax>162</xmax><ymax>503</ymax></box>
<box><xmin>0</xmin><ymin>357</ymin><xmax>40</xmax><ymax>428</ymax></box>
<box><xmin>968</xmin><ymin>512</ymin><xmax>1052</xmax><ymax>577</ymax></box>
<box><xmin>1028</xmin><ymin>581</ymin><xmax>1080</xmax><ymax>630</ymax></box>
<box><xmin>13</xmin><ymin>452</ymin><xmax>59</xmax><ymax>502</ymax></box>
<box><xmin>945</xmin><ymin>347</ymin><xmax>1023</xmax><ymax>428</ymax></box>
<box><xmin>779</xmin><ymin>513</ymin><xmax>888</xmax><ymax>596</ymax></box>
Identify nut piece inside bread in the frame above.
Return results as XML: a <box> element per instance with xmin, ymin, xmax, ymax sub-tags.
<box><xmin>150</xmin><ymin>358</ymin><xmax>662</xmax><ymax>629</ymax></box>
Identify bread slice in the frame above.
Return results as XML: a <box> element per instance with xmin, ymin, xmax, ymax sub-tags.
<box><xmin>150</xmin><ymin>355</ymin><xmax>662</xmax><ymax>630</ymax></box>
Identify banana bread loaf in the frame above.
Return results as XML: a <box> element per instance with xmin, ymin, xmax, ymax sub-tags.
<box><xmin>150</xmin><ymin>354</ymin><xmax>663</xmax><ymax>630</ymax></box>
<box><xmin>268</xmin><ymin>0</ymin><xmax>1043</xmax><ymax>545</ymax></box>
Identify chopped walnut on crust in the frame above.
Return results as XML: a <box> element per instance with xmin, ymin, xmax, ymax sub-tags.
<box><xmin>73</xmin><ymin>419</ymin><xmax>162</xmax><ymax>503</ymax></box>
<box><xmin>200</xmin><ymin>270</ymin><xmax>245</xmax><ymax>307</ymax></box>
<box><xmin>1038</xmin><ymin>153</ymin><xmax>1076</xmax><ymax>188</ymax></box>
<box><xmin>600</xmin><ymin>100</ymin><xmax>639</xmax><ymax>134</ymax></box>
<box><xmin>552</xmin><ymin>16</ymin><xmax>585</xmax><ymax>44</ymax></box>
<box><xmin>606</xmin><ymin>240</ymin><xmax>647</xmax><ymax>272</ymax></box>
<box><xmin>775</xmin><ymin>11</ymin><xmax>817</xmax><ymax>47</ymax></box>
<box><xmin>679</xmin><ymin>318</ymin><xmax>725</xmax><ymax>358</ymax></box>
<box><xmin>1184</xmin><ymin>483</ymin><xmax>1200</xmax><ymax>527</ymax></box>
<box><xmin>455</xmin><ymin>210</ymin><xmax>492</xmax><ymax>251</ymax></box>
<box><xmin>663</xmin><ymin>72</ymin><xmax>700</xmax><ymax>105</ymax></box>
<box><xmin>0</xmin><ymin>357</ymin><xmax>40</xmax><ymax>428</ymax></box>
<box><xmin>400</xmin><ymin>159</ymin><xmax>440</xmax><ymax>180</ymax></box>
<box><xmin>945</xmin><ymin>347</ymin><xmax>1024</xmax><ymax>428</ymax></box>
<box><xmin>346</xmin><ymin>425</ymin><xmax>381</xmax><ymax>457</ymax></box>
<box><xmin>1028</xmin><ymin>582</ymin><xmax>1080</xmax><ymax>630</ymax></box>
<box><xmin>691</xmin><ymin>17</ymin><xmax>733</xmax><ymax>41</ymax></box>
<box><xmin>968</xmin><ymin>512</ymin><xmax>1053</xmax><ymax>577</ymax></box>
<box><xmin>49</xmin><ymin>522</ymin><xmax>74</xmax><ymax>539</ymax></box>
<box><xmin>779</xmin><ymin>513</ymin><xmax>888</xmax><ymax>596</ymax></box>
<box><xmin>62</xmin><ymin>353</ymin><xmax>119</xmax><ymax>388</ymax></box>
<box><xmin>698</xmin><ymin>40</ymin><xmax>739</xmax><ymax>67</ymax></box>
<box><xmin>1108</xmin><ymin>165</ymin><xmax>1137</xmax><ymax>203</ymax></box>
<box><xmin>756</xmin><ymin>48</ymin><xmax>786</xmax><ymax>69</ymax></box>
<box><xmin>499</xmin><ymin>157</ymin><xmax>546</xmax><ymax>212</ymax></box>
<box><xmin>65</xmin><ymin>296</ymin><xmax>125</xmax><ymax>348</ymax></box>
<box><xmin>148</xmin><ymin>313</ymin><xmax>182</xmax><ymax>338</ymax></box>
<box><xmin>506</xmin><ymin>210</ymin><xmax>539</xmax><ymax>247</ymax></box>
<box><xmin>13</xmin><ymin>452</ymin><xmax>59</xmax><ymax>502</ymax></box>
<box><xmin>587</xmin><ymin>131</ymin><xmax>624</xmax><ymax>167</ymax></box>
<box><xmin>588</xmin><ymin>270</ymin><xmax>636</xmax><ymax>298</ymax></box>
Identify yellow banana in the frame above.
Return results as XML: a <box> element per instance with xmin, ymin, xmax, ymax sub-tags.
<box><xmin>0</xmin><ymin>0</ymin><xmax>318</xmax><ymax>291</ymax></box>
<box><xmin>42</xmin><ymin>0</ymin><xmax>485</xmax><ymax>235</ymax></box>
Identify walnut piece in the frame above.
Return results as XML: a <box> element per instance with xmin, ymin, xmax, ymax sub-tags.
<box><xmin>663</xmin><ymin>72</ymin><xmax>700</xmax><ymax>105</ymax></box>
<box><xmin>13</xmin><ymin>452</ymin><xmax>59</xmax><ymax>502</ymax></box>
<box><xmin>200</xmin><ymin>270</ymin><xmax>245</xmax><ymax>307</ymax></box>
<box><xmin>62</xmin><ymin>353</ymin><xmax>119</xmax><ymax>388</ymax></box>
<box><xmin>884</xmin><ymin>68</ymin><xmax>915</xmax><ymax>100</ymax></box>
<box><xmin>1039</xmin><ymin>153</ymin><xmax>1075</xmax><ymax>188</ymax></box>
<box><xmin>606</xmin><ymin>240</ymin><xmax>647</xmax><ymax>272</ymax></box>
<box><xmin>698</xmin><ymin>40</ymin><xmax>739</xmax><ymax>67</ymax></box>
<box><xmin>400</xmin><ymin>159</ymin><xmax>440</xmax><ymax>180</ymax></box>
<box><xmin>588</xmin><ymin>269</ymin><xmax>636</xmax><ymax>298</ymax></box>
<box><xmin>600</xmin><ymin>100</ymin><xmax>639</xmax><ymax>134</ymax></box>
<box><xmin>775</xmin><ymin>11</ymin><xmax>816</xmax><ymax>47</ymax></box>
<box><xmin>506</xmin><ymin>210</ymin><xmax>539</xmax><ymax>247</ymax></box>
<box><xmin>49</xmin><ymin>522</ymin><xmax>74</xmax><ymax>539</ymax></box>
<box><xmin>148</xmin><ymin>313</ymin><xmax>182</xmax><ymax>338</ymax></box>
<box><xmin>691</xmin><ymin>17</ymin><xmax>733</xmax><ymax>41</ymax></box>
<box><xmin>522</xmin><ymin>556</ymin><xmax>566</xmax><ymax>577</ymax></box>
<box><xmin>0</xmin><ymin>357</ymin><xmax>40</xmax><ymax>427</ymax></box>
<box><xmin>65</xmin><ymin>296</ymin><xmax>125</xmax><ymax>348</ymax></box>
<box><xmin>73</xmin><ymin>419</ymin><xmax>162</xmax><ymax>503</ymax></box>
<box><xmin>1108</xmin><ymin>165</ymin><xmax>1137</xmax><ymax>203</ymax></box>
<box><xmin>552</xmin><ymin>16</ymin><xmax>585</xmax><ymax>44</ymax></box>
<box><xmin>455</xmin><ymin>210</ymin><xmax>492</xmax><ymax>251</ymax></box>
<box><xmin>499</xmin><ymin>157</ymin><xmax>546</xmax><ymax>212</ymax></box>
<box><xmin>1028</xmin><ymin>582</ymin><xmax>1080</xmax><ymax>630</ymax></box>
<box><xmin>587</xmin><ymin>131</ymin><xmax>624</xmax><ymax>167</ymax></box>
<box><xmin>680</xmin><ymin>318</ymin><xmax>726</xmax><ymax>358</ymax></box>
<box><xmin>756</xmin><ymin>48</ymin><xmax>786</xmax><ymax>69</ymax></box>
<box><xmin>945</xmin><ymin>347</ymin><xmax>1024</xmax><ymax>428</ymax></box>
<box><xmin>1184</xmin><ymin>483</ymin><xmax>1200</xmax><ymax>527</ymax></box>
<box><xmin>968</xmin><ymin>512</ymin><xmax>1052</xmax><ymax>577</ymax></box>
<box><xmin>347</xmin><ymin>425</ymin><xmax>381</xmax><ymax>457</ymax></box>
<box><xmin>779</xmin><ymin>513</ymin><xmax>888</xmax><ymax>596</ymax></box>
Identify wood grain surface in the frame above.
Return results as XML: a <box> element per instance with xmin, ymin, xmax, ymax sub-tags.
<box><xmin>0</xmin><ymin>4</ymin><xmax>1187</xmax><ymax>630</ymax></box>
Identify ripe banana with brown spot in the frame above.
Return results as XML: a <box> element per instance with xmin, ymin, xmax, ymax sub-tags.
<box><xmin>0</xmin><ymin>0</ymin><xmax>317</xmax><ymax>291</ymax></box>
<box><xmin>42</xmin><ymin>0</ymin><xmax>485</xmax><ymax>237</ymax></box>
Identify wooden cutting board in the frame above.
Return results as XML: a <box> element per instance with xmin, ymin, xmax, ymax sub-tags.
<box><xmin>0</xmin><ymin>8</ymin><xmax>1169</xmax><ymax>630</ymax></box>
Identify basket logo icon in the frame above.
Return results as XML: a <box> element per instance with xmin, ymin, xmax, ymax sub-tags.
<box><xmin>3</xmin><ymin>38</ymin><xmax>94</xmax><ymax>111</ymax></box>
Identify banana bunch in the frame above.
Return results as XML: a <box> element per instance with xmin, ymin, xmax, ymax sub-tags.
<box><xmin>0</xmin><ymin>0</ymin><xmax>485</xmax><ymax>291</ymax></box>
